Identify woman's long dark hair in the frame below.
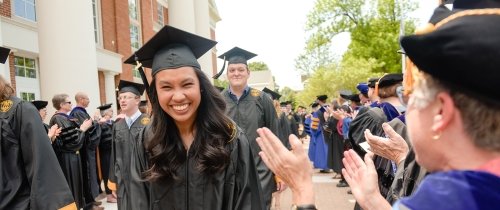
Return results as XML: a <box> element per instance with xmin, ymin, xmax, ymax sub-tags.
<box><xmin>143</xmin><ymin>67</ymin><xmax>234</xmax><ymax>182</ymax></box>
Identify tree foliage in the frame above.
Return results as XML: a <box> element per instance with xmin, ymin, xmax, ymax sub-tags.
<box><xmin>248</xmin><ymin>61</ymin><xmax>269</xmax><ymax>71</ymax></box>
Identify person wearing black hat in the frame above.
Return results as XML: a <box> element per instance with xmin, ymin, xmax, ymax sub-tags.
<box><xmin>50</xmin><ymin>93</ymin><xmax>93</xmax><ymax>209</ymax></box>
<box><xmin>123</xmin><ymin>25</ymin><xmax>264</xmax><ymax>209</ymax></box>
<box><xmin>94</xmin><ymin>103</ymin><xmax>116</xmax><ymax>203</ymax></box>
<box><xmin>32</xmin><ymin>100</ymin><xmax>62</xmax><ymax>142</ymax></box>
<box><xmin>69</xmin><ymin>92</ymin><xmax>103</xmax><ymax>209</ymax></box>
<box><xmin>107</xmin><ymin>80</ymin><xmax>150</xmax><ymax>210</ymax></box>
<box><xmin>0</xmin><ymin>74</ymin><xmax>77</xmax><ymax>209</ymax></box>
<box><xmin>215</xmin><ymin>46</ymin><xmax>280</xmax><ymax>208</ymax></box>
<box><xmin>367</xmin><ymin>77</ymin><xmax>380</xmax><ymax>107</ymax></box>
<box><xmin>262</xmin><ymin>87</ymin><xmax>292</xmax><ymax>149</ymax></box>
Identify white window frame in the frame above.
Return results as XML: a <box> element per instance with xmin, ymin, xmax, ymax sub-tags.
<box><xmin>14</xmin><ymin>56</ymin><xmax>37</xmax><ymax>79</ymax></box>
<box><xmin>129</xmin><ymin>0</ymin><xmax>142</xmax><ymax>52</ymax></box>
<box><xmin>92</xmin><ymin>0</ymin><xmax>104</xmax><ymax>48</ymax></box>
<box><xmin>20</xmin><ymin>91</ymin><xmax>35</xmax><ymax>101</ymax></box>
<box><xmin>157</xmin><ymin>2</ymin><xmax>164</xmax><ymax>26</ymax></box>
<box><xmin>13</xmin><ymin>0</ymin><xmax>37</xmax><ymax>22</ymax></box>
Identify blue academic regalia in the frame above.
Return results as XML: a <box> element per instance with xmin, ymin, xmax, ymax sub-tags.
<box><xmin>304</xmin><ymin>116</ymin><xmax>316</xmax><ymax>162</ymax></box>
<box><xmin>394</xmin><ymin>170</ymin><xmax>500</xmax><ymax>210</ymax></box>
<box><xmin>309</xmin><ymin>110</ymin><xmax>328</xmax><ymax>169</ymax></box>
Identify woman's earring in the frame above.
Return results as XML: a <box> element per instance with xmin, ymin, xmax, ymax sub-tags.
<box><xmin>432</xmin><ymin>131</ymin><xmax>442</xmax><ymax>140</ymax></box>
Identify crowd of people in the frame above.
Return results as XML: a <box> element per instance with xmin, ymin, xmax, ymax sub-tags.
<box><xmin>1</xmin><ymin>0</ymin><xmax>499</xmax><ymax>210</ymax></box>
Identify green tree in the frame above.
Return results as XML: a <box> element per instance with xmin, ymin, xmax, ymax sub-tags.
<box><xmin>248</xmin><ymin>61</ymin><xmax>269</xmax><ymax>71</ymax></box>
<box><xmin>302</xmin><ymin>0</ymin><xmax>417</xmax><ymax>74</ymax></box>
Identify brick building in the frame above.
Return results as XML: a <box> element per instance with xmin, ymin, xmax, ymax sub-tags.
<box><xmin>0</xmin><ymin>0</ymin><xmax>221</xmax><ymax>119</ymax></box>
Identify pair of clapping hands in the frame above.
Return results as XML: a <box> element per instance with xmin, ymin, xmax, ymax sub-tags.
<box><xmin>256</xmin><ymin>122</ymin><xmax>409</xmax><ymax>206</ymax></box>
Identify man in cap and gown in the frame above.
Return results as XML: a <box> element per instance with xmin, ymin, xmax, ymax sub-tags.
<box><xmin>108</xmin><ymin>80</ymin><xmax>150</xmax><ymax>210</ymax></box>
<box><xmin>95</xmin><ymin>103</ymin><xmax>116</xmax><ymax>203</ymax></box>
<box><xmin>0</xmin><ymin>47</ymin><xmax>77</xmax><ymax>210</ymax></box>
<box><xmin>214</xmin><ymin>46</ymin><xmax>280</xmax><ymax>209</ymax></box>
<box><xmin>123</xmin><ymin>25</ymin><xmax>265</xmax><ymax>209</ymax></box>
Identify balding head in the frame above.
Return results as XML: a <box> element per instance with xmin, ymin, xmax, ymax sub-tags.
<box><xmin>75</xmin><ymin>92</ymin><xmax>90</xmax><ymax>108</ymax></box>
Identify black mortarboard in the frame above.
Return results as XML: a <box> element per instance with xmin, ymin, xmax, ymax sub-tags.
<box><xmin>118</xmin><ymin>80</ymin><xmax>145</xmax><ymax>96</ymax></box>
<box><xmin>401</xmin><ymin>7</ymin><xmax>500</xmax><ymax>105</ymax></box>
<box><xmin>0</xmin><ymin>46</ymin><xmax>10</xmax><ymax>64</ymax></box>
<box><xmin>368</xmin><ymin>78</ymin><xmax>379</xmax><ymax>88</ymax></box>
<box><xmin>213</xmin><ymin>47</ymin><xmax>257</xmax><ymax>79</ymax></box>
<box><xmin>453</xmin><ymin>0</ymin><xmax>499</xmax><ymax>10</ymax></box>
<box><xmin>316</xmin><ymin>95</ymin><xmax>328</xmax><ymax>101</ymax></box>
<box><xmin>339</xmin><ymin>90</ymin><xmax>352</xmax><ymax>100</ymax></box>
<box><xmin>97</xmin><ymin>103</ymin><xmax>112</xmax><ymax>111</ymax></box>
<box><xmin>377</xmin><ymin>73</ymin><xmax>403</xmax><ymax>88</ymax></box>
<box><xmin>285</xmin><ymin>101</ymin><xmax>293</xmax><ymax>105</ymax></box>
<box><xmin>310</xmin><ymin>102</ymin><xmax>319</xmax><ymax>108</ymax></box>
<box><xmin>124</xmin><ymin>25</ymin><xmax>216</xmax><ymax>75</ymax></box>
<box><xmin>429</xmin><ymin>5</ymin><xmax>452</xmax><ymax>25</ymax></box>
<box><xmin>349</xmin><ymin>94</ymin><xmax>361</xmax><ymax>103</ymax></box>
<box><xmin>262</xmin><ymin>87</ymin><xmax>281</xmax><ymax>100</ymax></box>
<box><xmin>140</xmin><ymin>100</ymin><xmax>148</xmax><ymax>107</ymax></box>
<box><xmin>280</xmin><ymin>102</ymin><xmax>287</xmax><ymax>107</ymax></box>
<box><xmin>31</xmin><ymin>100</ymin><xmax>48</xmax><ymax>110</ymax></box>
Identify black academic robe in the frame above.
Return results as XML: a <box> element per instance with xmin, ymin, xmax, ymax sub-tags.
<box><xmin>222</xmin><ymin>88</ymin><xmax>279</xmax><ymax>209</ymax></box>
<box><xmin>98</xmin><ymin>120</ymin><xmax>114</xmax><ymax>194</ymax></box>
<box><xmin>287</xmin><ymin>113</ymin><xmax>300</xmax><ymax>137</ymax></box>
<box><xmin>0</xmin><ymin>97</ymin><xmax>76</xmax><ymax>210</ymax></box>
<box><xmin>70</xmin><ymin>107</ymin><xmax>101</xmax><ymax>202</ymax></box>
<box><xmin>326</xmin><ymin>117</ymin><xmax>344</xmax><ymax>173</ymax></box>
<box><xmin>134</xmin><ymin>126</ymin><xmax>265</xmax><ymax>210</ymax></box>
<box><xmin>108</xmin><ymin>113</ymin><xmax>150</xmax><ymax>210</ymax></box>
<box><xmin>277</xmin><ymin>112</ymin><xmax>292</xmax><ymax>149</ymax></box>
<box><xmin>50</xmin><ymin>112</ymin><xmax>87</xmax><ymax>209</ymax></box>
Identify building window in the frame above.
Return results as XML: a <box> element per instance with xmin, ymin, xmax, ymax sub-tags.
<box><xmin>14</xmin><ymin>0</ymin><xmax>36</xmax><ymax>22</ymax></box>
<box><xmin>129</xmin><ymin>0</ymin><xmax>141</xmax><ymax>52</ymax></box>
<box><xmin>157</xmin><ymin>3</ymin><xmax>164</xmax><ymax>26</ymax></box>
<box><xmin>92</xmin><ymin>0</ymin><xmax>99</xmax><ymax>44</ymax></box>
<box><xmin>20</xmin><ymin>92</ymin><xmax>35</xmax><ymax>101</ymax></box>
<box><xmin>132</xmin><ymin>68</ymin><xmax>141</xmax><ymax>78</ymax></box>
<box><xmin>14</xmin><ymin>56</ymin><xmax>37</xmax><ymax>79</ymax></box>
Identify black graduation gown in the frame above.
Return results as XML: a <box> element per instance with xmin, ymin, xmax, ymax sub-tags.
<box><xmin>0</xmin><ymin>97</ymin><xmax>76</xmax><ymax>210</ymax></box>
<box><xmin>277</xmin><ymin>112</ymin><xmax>292</xmax><ymax>149</ymax></box>
<box><xmin>222</xmin><ymin>88</ymin><xmax>279</xmax><ymax>209</ymax></box>
<box><xmin>50</xmin><ymin>112</ymin><xmax>87</xmax><ymax>209</ymax></box>
<box><xmin>98</xmin><ymin>121</ymin><xmax>114</xmax><ymax>194</ymax></box>
<box><xmin>108</xmin><ymin>114</ymin><xmax>150</xmax><ymax>210</ymax></box>
<box><xmin>70</xmin><ymin>107</ymin><xmax>102</xmax><ymax>201</ymax></box>
<box><xmin>135</xmin><ymin>126</ymin><xmax>265</xmax><ymax>210</ymax></box>
<box><xmin>327</xmin><ymin>117</ymin><xmax>344</xmax><ymax>173</ymax></box>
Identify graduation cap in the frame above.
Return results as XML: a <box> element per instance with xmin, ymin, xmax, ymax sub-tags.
<box><xmin>213</xmin><ymin>47</ymin><xmax>257</xmax><ymax>79</ymax></box>
<box><xmin>118</xmin><ymin>80</ymin><xmax>145</xmax><ymax>96</ymax></box>
<box><xmin>339</xmin><ymin>90</ymin><xmax>352</xmax><ymax>100</ymax></box>
<box><xmin>0</xmin><ymin>46</ymin><xmax>11</xmax><ymax>64</ymax></box>
<box><xmin>97</xmin><ymin>103</ymin><xmax>112</xmax><ymax>111</ymax></box>
<box><xmin>349</xmin><ymin>94</ymin><xmax>361</xmax><ymax>103</ymax></box>
<box><xmin>310</xmin><ymin>102</ymin><xmax>319</xmax><ymax>108</ymax></box>
<box><xmin>31</xmin><ymin>100</ymin><xmax>48</xmax><ymax>110</ymax></box>
<box><xmin>356</xmin><ymin>83</ymin><xmax>369</xmax><ymax>95</ymax></box>
<box><xmin>280</xmin><ymin>102</ymin><xmax>287</xmax><ymax>107</ymax></box>
<box><xmin>262</xmin><ymin>87</ymin><xmax>281</xmax><ymax>100</ymax></box>
<box><xmin>123</xmin><ymin>25</ymin><xmax>217</xmax><ymax>96</ymax></box>
<box><xmin>377</xmin><ymin>73</ymin><xmax>403</xmax><ymax>88</ymax></box>
<box><xmin>401</xmin><ymin>6</ymin><xmax>500</xmax><ymax>105</ymax></box>
<box><xmin>453</xmin><ymin>0</ymin><xmax>499</xmax><ymax>10</ymax></box>
<box><xmin>140</xmin><ymin>100</ymin><xmax>148</xmax><ymax>107</ymax></box>
<box><xmin>316</xmin><ymin>95</ymin><xmax>328</xmax><ymax>101</ymax></box>
<box><xmin>367</xmin><ymin>78</ymin><xmax>379</xmax><ymax>88</ymax></box>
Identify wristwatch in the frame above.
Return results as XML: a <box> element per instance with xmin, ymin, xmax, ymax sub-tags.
<box><xmin>291</xmin><ymin>204</ymin><xmax>317</xmax><ymax>210</ymax></box>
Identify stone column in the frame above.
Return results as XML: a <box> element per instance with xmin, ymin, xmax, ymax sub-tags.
<box><xmin>194</xmin><ymin>0</ymin><xmax>213</xmax><ymax>78</ymax></box>
<box><xmin>37</xmin><ymin>0</ymin><xmax>100</xmax><ymax>113</ymax></box>
<box><xmin>167</xmin><ymin>0</ymin><xmax>196</xmax><ymax>33</ymax></box>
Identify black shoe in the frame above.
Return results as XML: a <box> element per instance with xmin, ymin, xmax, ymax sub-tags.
<box><xmin>319</xmin><ymin>169</ymin><xmax>333</xmax><ymax>173</ymax></box>
<box><xmin>336</xmin><ymin>181</ymin><xmax>349</xmax><ymax>188</ymax></box>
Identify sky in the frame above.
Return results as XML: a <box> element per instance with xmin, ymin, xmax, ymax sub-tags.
<box><xmin>214</xmin><ymin>0</ymin><xmax>439</xmax><ymax>91</ymax></box>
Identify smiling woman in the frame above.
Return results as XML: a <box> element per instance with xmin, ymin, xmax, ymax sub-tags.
<box><xmin>123</xmin><ymin>25</ymin><xmax>265</xmax><ymax>210</ymax></box>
